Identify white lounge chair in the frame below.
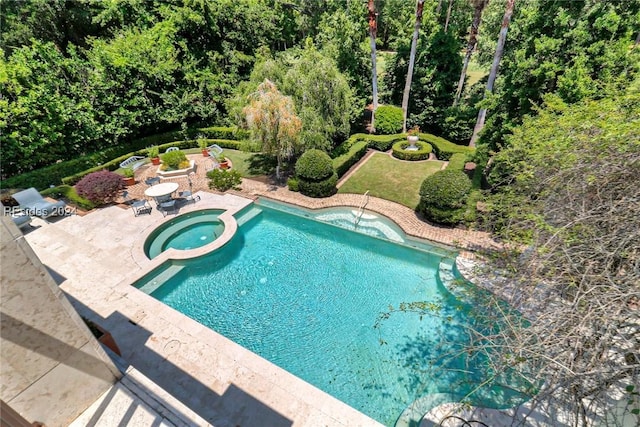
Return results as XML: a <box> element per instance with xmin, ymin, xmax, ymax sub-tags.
<box><xmin>165</xmin><ymin>147</ymin><xmax>179</xmax><ymax>153</ymax></box>
<box><xmin>12</xmin><ymin>188</ymin><xmax>67</xmax><ymax>219</ymax></box>
<box><xmin>119</xmin><ymin>156</ymin><xmax>146</xmax><ymax>171</ymax></box>
<box><xmin>207</xmin><ymin>144</ymin><xmax>223</xmax><ymax>157</ymax></box>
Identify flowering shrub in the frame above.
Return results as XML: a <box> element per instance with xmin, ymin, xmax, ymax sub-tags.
<box><xmin>75</xmin><ymin>170</ymin><xmax>124</xmax><ymax>205</ymax></box>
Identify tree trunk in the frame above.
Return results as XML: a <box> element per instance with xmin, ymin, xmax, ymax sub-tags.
<box><xmin>436</xmin><ymin>0</ymin><xmax>443</xmax><ymax>15</ymax></box>
<box><xmin>368</xmin><ymin>0</ymin><xmax>379</xmax><ymax>133</ymax></box>
<box><xmin>445</xmin><ymin>0</ymin><xmax>453</xmax><ymax>32</ymax></box>
<box><xmin>402</xmin><ymin>0</ymin><xmax>426</xmax><ymax>133</ymax></box>
<box><xmin>469</xmin><ymin>0</ymin><xmax>515</xmax><ymax>147</ymax></box>
<box><xmin>454</xmin><ymin>0</ymin><xmax>488</xmax><ymax>106</ymax></box>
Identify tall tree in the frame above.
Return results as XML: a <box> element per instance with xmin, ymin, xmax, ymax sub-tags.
<box><xmin>444</xmin><ymin>0</ymin><xmax>454</xmax><ymax>32</ymax></box>
<box><xmin>453</xmin><ymin>0</ymin><xmax>489</xmax><ymax>106</ymax></box>
<box><xmin>243</xmin><ymin>79</ymin><xmax>302</xmax><ymax>180</ymax></box>
<box><xmin>368</xmin><ymin>0</ymin><xmax>379</xmax><ymax>133</ymax></box>
<box><xmin>469</xmin><ymin>0</ymin><xmax>514</xmax><ymax>147</ymax></box>
<box><xmin>401</xmin><ymin>0</ymin><xmax>426</xmax><ymax>133</ymax></box>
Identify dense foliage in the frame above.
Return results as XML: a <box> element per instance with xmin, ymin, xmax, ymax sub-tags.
<box><xmin>374</xmin><ymin>105</ymin><xmax>404</xmax><ymax>134</ymax></box>
<box><xmin>475</xmin><ymin>0</ymin><xmax>640</xmax><ymax>150</ymax></box>
<box><xmin>474</xmin><ymin>84</ymin><xmax>640</xmax><ymax>426</ymax></box>
<box><xmin>160</xmin><ymin>150</ymin><xmax>188</xmax><ymax>170</ymax></box>
<box><xmin>417</xmin><ymin>169</ymin><xmax>472</xmax><ymax>225</ymax></box>
<box><xmin>74</xmin><ymin>170</ymin><xmax>124</xmax><ymax>205</ymax></box>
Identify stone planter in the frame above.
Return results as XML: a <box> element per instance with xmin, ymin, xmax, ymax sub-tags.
<box><xmin>156</xmin><ymin>159</ymin><xmax>196</xmax><ymax>178</ymax></box>
<box><xmin>407</xmin><ymin>135</ymin><xmax>419</xmax><ymax>148</ymax></box>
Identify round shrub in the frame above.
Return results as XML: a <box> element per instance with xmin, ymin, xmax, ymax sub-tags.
<box><xmin>75</xmin><ymin>170</ymin><xmax>124</xmax><ymax>205</ymax></box>
<box><xmin>207</xmin><ymin>169</ymin><xmax>242</xmax><ymax>192</ymax></box>
<box><xmin>391</xmin><ymin>140</ymin><xmax>433</xmax><ymax>161</ymax></box>
<box><xmin>297</xmin><ymin>172</ymin><xmax>338</xmax><ymax>198</ymax></box>
<box><xmin>295</xmin><ymin>149</ymin><xmax>334</xmax><ymax>181</ymax></box>
<box><xmin>374</xmin><ymin>105</ymin><xmax>403</xmax><ymax>134</ymax></box>
<box><xmin>160</xmin><ymin>150</ymin><xmax>188</xmax><ymax>170</ymax></box>
<box><xmin>417</xmin><ymin>169</ymin><xmax>472</xmax><ymax>225</ymax></box>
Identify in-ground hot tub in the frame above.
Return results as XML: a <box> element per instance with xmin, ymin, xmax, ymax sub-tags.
<box><xmin>144</xmin><ymin>209</ymin><xmax>225</xmax><ymax>259</ymax></box>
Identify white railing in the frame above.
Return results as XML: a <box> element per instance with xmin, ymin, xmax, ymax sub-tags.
<box><xmin>354</xmin><ymin>190</ymin><xmax>370</xmax><ymax>226</ymax></box>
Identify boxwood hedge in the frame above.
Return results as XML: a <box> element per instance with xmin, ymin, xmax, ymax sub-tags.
<box><xmin>391</xmin><ymin>140</ymin><xmax>433</xmax><ymax>161</ymax></box>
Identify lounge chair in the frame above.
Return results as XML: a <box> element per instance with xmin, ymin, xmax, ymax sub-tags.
<box><xmin>12</xmin><ymin>188</ymin><xmax>67</xmax><ymax>219</ymax></box>
<box><xmin>119</xmin><ymin>156</ymin><xmax>146</xmax><ymax>171</ymax></box>
<box><xmin>207</xmin><ymin>144</ymin><xmax>223</xmax><ymax>157</ymax></box>
<box><xmin>165</xmin><ymin>147</ymin><xmax>179</xmax><ymax>153</ymax></box>
<box><xmin>11</xmin><ymin>211</ymin><xmax>32</xmax><ymax>229</ymax></box>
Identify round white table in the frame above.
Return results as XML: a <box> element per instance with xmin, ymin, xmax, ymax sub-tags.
<box><xmin>144</xmin><ymin>182</ymin><xmax>179</xmax><ymax>201</ymax></box>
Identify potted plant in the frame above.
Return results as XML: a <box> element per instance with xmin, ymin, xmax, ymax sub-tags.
<box><xmin>122</xmin><ymin>167</ymin><xmax>136</xmax><ymax>186</ymax></box>
<box><xmin>217</xmin><ymin>154</ymin><xmax>229</xmax><ymax>169</ymax></box>
<box><xmin>407</xmin><ymin>125</ymin><xmax>420</xmax><ymax>147</ymax></box>
<box><xmin>147</xmin><ymin>145</ymin><xmax>161</xmax><ymax>165</ymax></box>
<box><xmin>197</xmin><ymin>138</ymin><xmax>209</xmax><ymax>157</ymax></box>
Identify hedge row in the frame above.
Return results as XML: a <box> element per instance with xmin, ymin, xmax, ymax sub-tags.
<box><xmin>391</xmin><ymin>140</ymin><xmax>433</xmax><ymax>161</ymax></box>
<box><xmin>419</xmin><ymin>133</ymin><xmax>474</xmax><ymax>161</ymax></box>
<box><xmin>447</xmin><ymin>153</ymin><xmax>468</xmax><ymax>171</ymax></box>
<box><xmin>332</xmin><ymin>140</ymin><xmax>369</xmax><ymax>177</ymax></box>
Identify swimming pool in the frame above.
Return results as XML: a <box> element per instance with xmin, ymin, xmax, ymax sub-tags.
<box><xmin>135</xmin><ymin>203</ymin><xmax>530</xmax><ymax>425</ymax></box>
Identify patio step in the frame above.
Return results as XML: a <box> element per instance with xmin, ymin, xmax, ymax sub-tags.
<box><xmin>136</xmin><ymin>264</ymin><xmax>185</xmax><ymax>295</ymax></box>
<box><xmin>235</xmin><ymin>206</ymin><xmax>263</xmax><ymax>226</ymax></box>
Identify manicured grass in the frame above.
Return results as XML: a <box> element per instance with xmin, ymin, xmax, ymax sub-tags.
<box><xmin>338</xmin><ymin>152</ymin><xmax>445</xmax><ymax>208</ymax></box>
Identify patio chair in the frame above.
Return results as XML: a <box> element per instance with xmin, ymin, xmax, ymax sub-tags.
<box><xmin>122</xmin><ymin>191</ymin><xmax>152</xmax><ymax>217</ymax></box>
<box><xmin>179</xmin><ymin>190</ymin><xmax>200</xmax><ymax>204</ymax></box>
<box><xmin>165</xmin><ymin>147</ymin><xmax>179</xmax><ymax>153</ymax></box>
<box><xmin>119</xmin><ymin>156</ymin><xmax>146</xmax><ymax>171</ymax></box>
<box><xmin>12</xmin><ymin>188</ymin><xmax>67</xmax><ymax>219</ymax></box>
<box><xmin>159</xmin><ymin>199</ymin><xmax>178</xmax><ymax>217</ymax></box>
<box><xmin>145</xmin><ymin>177</ymin><xmax>161</xmax><ymax>186</ymax></box>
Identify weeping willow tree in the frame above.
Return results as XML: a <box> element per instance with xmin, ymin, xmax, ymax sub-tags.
<box><xmin>243</xmin><ymin>79</ymin><xmax>302</xmax><ymax>180</ymax></box>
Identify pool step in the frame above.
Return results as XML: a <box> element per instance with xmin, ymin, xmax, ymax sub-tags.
<box><xmin>137</xmin><ymin>264</ymin><xmax>185</xmax><ymax>295</ymax></box>
<box><xmin>236</xmin><ymin>207</ymin><xmax>262</xmax><ymax>226</ymax></box>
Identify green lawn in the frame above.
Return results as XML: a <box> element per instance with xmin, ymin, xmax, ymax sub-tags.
<box><xmin>466</xmin><ymin>57</ymin><xmax>487</xmax><ymax>87</ymax></box>
<box><xmin>338</xmin><ymin>153</ymin><xmax>444</xmax><ymax>208</ymax></box>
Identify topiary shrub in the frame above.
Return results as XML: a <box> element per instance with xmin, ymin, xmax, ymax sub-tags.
<box><xmin>295</xmin><ymin>149</ymin><xmax>334</xmax><ymax>181</ymax></box>
<box><xmin>160</xmin><ymin>150</ymin><xmax>188</xmax><ymax>170</ymax></box>
<box><xmin>417</xmin><ymin>169</ymin><xmax>472</xmax><ymax>225</ymax></box>
<box><xmin>297</xmin><ymin>173</ymin><xmax>338</xmax><ymax>197</ymax></box>
<box><xmin>374</xmin><ymin>105</ymin><xmax>403</xmax><ymax>134</ymax></box>
<box><xmin>75</xmin><ymin>171</ymin><xmax>124</xmax><ymax>205</ymax></box>
<box><xmin>207</xmin><ymin>169</ymin><xmax>242</xmax><ymax>192</ymax></box>
<box><xmin>295</xmin><ymin>149</ymin><xmax>337</xmax><ymax>197</ymax></box>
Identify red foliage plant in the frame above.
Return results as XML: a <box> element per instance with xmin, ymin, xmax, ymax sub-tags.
<box><xmin>75</xmin><ymin>170</ymin><xmax>124</xmax><ymax>205</ymax></box>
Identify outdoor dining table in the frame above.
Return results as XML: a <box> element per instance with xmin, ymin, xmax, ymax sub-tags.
<box><xmin>144</xmin><ymin>182</ymin><xmax>179</xmax><ymax>204</ymax></box>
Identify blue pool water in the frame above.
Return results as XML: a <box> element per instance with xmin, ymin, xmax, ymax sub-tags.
<box><xmin>136</xmin><ymin>204</ymin><xmax>530</xmax><ymax>425</ymax></box>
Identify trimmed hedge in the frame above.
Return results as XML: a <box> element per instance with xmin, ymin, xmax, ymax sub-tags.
<box><xmin>374</xmin><ymin>105</ymin><xmax>403</xmax><ymax>134</ymax></box>
<box><xmin>447</xmin><ymin>153</ymin><xmax>468</xmax><ymax>170</ymax></box>
<box><xmin>417</xmin><ymin>169</ymin><xmax>472</xmax><ymax>225</ymax></box>
<box><xmin>391</xmin><ymin>140</ymin><xmax>433</xmax><ymax>161</ymax></box>
<box><xmin>419</xmin><ymin>133</ymin><xmax>474</xmax><ymax>161</ymax></box>
<box><xmin>332</xmin><ymin>140</ymin><xmax>368</xmax><ymax>177</ymax></box>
